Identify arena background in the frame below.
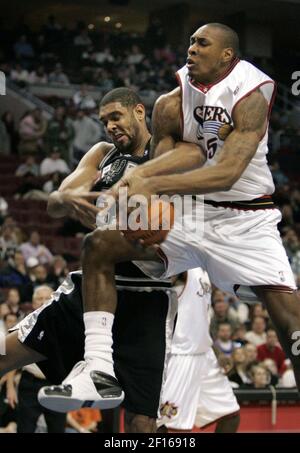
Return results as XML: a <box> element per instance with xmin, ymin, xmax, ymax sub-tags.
<box><xmin>0</xmin><ymin>0</ymin><xmax>300</xmax><ymax>433</ymax></box>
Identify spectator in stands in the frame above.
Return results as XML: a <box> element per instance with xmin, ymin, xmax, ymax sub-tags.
<box><xmin>18</xmin><ymin>109</ymin><xmax>47</xmax><ymax>155</ymax></box>
<box><xmin>47</xmin><ymin>255</ymin><xmax>69</xmax><ymax>287</ymax></box>
<box><xmin>1</xmin><ymin>111</ymin><xmax>18</xmax><ymax>154</ymax></box>
<box><xmin>217</xmin><ymin>354</ymin><xmax>234</xmax><ymax>377</ymax></box>
<box><xmin>244</xmin><ymin>343</ymin><xmax>259</xmax><ymax>368</ymax></box>
<box><xmin>282</xmin><ymin>228</ymin><xmax>299</xmax><ymax>262</ymax></box>
<box><xmin>245</xmin><ymin>316</ymin><xmax>267</xmax><ymax>346</ymax></box>
<box><xmin>40</xmin><ymin>147</ymin><xmax>70</xmax><ymax>176</ymax></box>
<box><xmin>28</xmin><ymin>65</ymin><xmax>48</xmax><ymax>85</ymax></box>
<box><xmin>46</xmin><ymin>106</ymin><xmax>74</xmax><ymax>163</ymax></box>
<box><xmin>246</xmin><ymin>302</ymin><xmax>269</xmax><ymax>330</ymax></box>
<box><xmin>13</xmin><ymin>35</ymin><xmax>35</xmax><ymax>65</ymax></box>
<box><xmin>73</xmin><ymin>84</ymin><xmax>96</xmax><ymax>110</ymax></box>
<box><xmin>43</xmin><ymin>171</ymin><xmax>65</xmax><ymax>195</ymax></box>
<box><xmin>127</xmin><ymin>45</ymin><xmax>144</xmax><ymax>65</ymax></box>
<box><xmin>31</xmin><ymin>284</ymin><xmax>53</xmax><ymax>310</ymax></box>
<box><xmin>94</xmin><ymin>47</ymin><xmax>114</xmax><ymax>64</ymax></box>
<box><xmin>0</xmin><ymin>224</ymin><xmax>19</xmax><ymax>261</ymax></box>
<box><xmin>214</xmin><ymin>322</ymin><xmax>240</xmax><ymax>356</ymax></box>
<box><xmin>246</xmin><ymin>365</ymin><xmax>270</xmax><ymax>389</ymax></box>
<box><xmin>3</xmin><ymin>312</ymin><xmax>18</xmax><ymax>331</ymax></box>
<box><xmin>1</xmin><ymin>288</ymin><xmax>21</xmax><ymax>317</ymax></box>
<box><xmin>74</xmin><ymin>29</ymin><xmax>92</xmax><ymax>48</ymax></box>
<box><xmin>228</xmin><ymin>347</ymin><xmax>251</xmax><ymax>387</ymax></box>
<box><xmin>66</xmin><ymin>408</ymin><xmax>100</xmax><ymax>433</ymax></box>
<box><xmin>32</xmin><ymin>264</ymin><xmax>55</xmax><ymax>290</ymax></box>
<box><xmin>15</xmin><ymin>154</ymin><xmax>40</xmax><ymax>177</ymax></box>
<box><xmin>232</xmin><ymin>324</ymin><xmax>248</xmax><ymax>347</ymax></box>
<box><xmin>257</xmin><ymin>328</ymin><xmax>286</xmax><ymax>375</ymax></box>
<box><xmin>0</xmin><ymin>251</ymin><xmax>31</xmax><ymax>293</ymax></box>
<box><xmin>48</xmin><ymin>63</ymin><xmax>70</xmax><ymax>85</ymax></box>
<box><xmin>10</xmin><ymin>63</ymin><xmax>30</xmax><ymax>86</ymax></box>
<box><xmin>72</xmin><ymin>109</ymin><xmax>101</xmax><ymax>164</ymax></box>
<box><xmin>20</xmin><ymin>231</ymin><xmax>53</xmax><ymax>266</ymax></box>
<box><xmin>210</xmin><ymin>290</ymin><xmax>239</xmax><ymax>339</ymax></box>
<box><xmin>262</xmin><ymin>358</ymin><xmax>279</xmax><ymax>386</ymax></box>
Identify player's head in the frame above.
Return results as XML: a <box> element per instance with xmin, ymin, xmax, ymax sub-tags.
<box><xmin>187</xmin><ymin>23</ymin><xmax>239</xmax><ymax>84</ymax></box>
<box><xmin>99</xmin><ymin>88</ymin><xmax>148</xmax><ymax>153</ymax></box>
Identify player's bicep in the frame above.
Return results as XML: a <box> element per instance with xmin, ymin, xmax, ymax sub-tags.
<box><xmin>216</xmin><ymin>91</ymin><xmax>269</xmax><ymax>183</ymax></box>
<box><xmin>150</xmin><ymin>94</ymin><xmax>180</xmax><ymax>158</ymax></box>
<box><xmin>233</xmin><ymin>90</ymin><xmax>269</xmax><ymax>140</ymax></box>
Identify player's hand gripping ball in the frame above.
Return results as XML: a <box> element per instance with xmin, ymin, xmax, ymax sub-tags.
<box><xmin>121</xmin><ymin>199</ymin><xmax>174</xmax><ymax>246</ymax></box>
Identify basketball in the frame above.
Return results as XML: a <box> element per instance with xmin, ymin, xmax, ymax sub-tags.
<box><xmin>121</xmin><ymin>199</ymin><xmax>175</xmax><ymax>246</ymax></box>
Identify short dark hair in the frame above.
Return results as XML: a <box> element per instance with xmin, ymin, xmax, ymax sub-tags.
<box><xmin>100</xmin><ymin>88</ymin><xmax>143</xmax><ymax>109</ymax></box>
<box><xmin>206</xmin><ymin>23</ymin><xmax>239</xmax><ymax>55</ymax></box>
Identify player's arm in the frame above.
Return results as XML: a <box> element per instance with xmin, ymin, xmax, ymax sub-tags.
<box><xmin>47</xmin><ymin>142</ymin><xmax>111</xmax><ymax>228</ymax></box>
<box><xmin>141</xmin><ymin>90</ymin><xmax>206</xmax><ymax>175</ymax></box>
<box><xmin>147</xmin><ymin>90</ymin><xmax>268</xmax><ymax>195</ymax></box>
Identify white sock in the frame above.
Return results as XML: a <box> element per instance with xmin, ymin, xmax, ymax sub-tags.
<box><xmin>84</xmin><ymin>311</ymin><xmax>115</xmax><ymax>378</ymax></box>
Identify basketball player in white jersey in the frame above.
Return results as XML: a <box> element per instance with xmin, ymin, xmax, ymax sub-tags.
<box><xmin>39</xmin><ymin>23</ymin><xmax>300</xmax><ymax>413</ymax></box>
<box><xmin>158</xmin><ymin>268</ymin><xmax>239</xmax><ymax>433</ymax></box>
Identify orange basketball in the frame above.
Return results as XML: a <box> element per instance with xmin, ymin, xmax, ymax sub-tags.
<box><xmin>121</xmin><ymin>199</ymin><xmax>174</xmax><ymax>246</ymax></box>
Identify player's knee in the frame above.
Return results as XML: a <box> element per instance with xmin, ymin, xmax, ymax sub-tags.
<box><xmin>82</xmin><ymin>230</ymin><xmax>115</xmax><ymax>261</ymax></box>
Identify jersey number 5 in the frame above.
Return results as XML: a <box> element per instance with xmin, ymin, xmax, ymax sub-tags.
<box><xmin>207</xmin><ymin>137</ymin><xmax>218</xmax><ymax>159</ymax></box>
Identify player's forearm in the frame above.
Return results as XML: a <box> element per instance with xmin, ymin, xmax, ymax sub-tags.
<box><xmin>138</xmin><ymin>145</ymin><xmax>205</xmax><ymax>178</ymax></box>
<box><xmin>148</xmin><ymin>165</ymin><xmax>233</xmax><ymax>195</ymax></box>
<box><xmin>148</xmin><ymin>132</ymin><xmax>259</xmax><ymax>195</ymax></box>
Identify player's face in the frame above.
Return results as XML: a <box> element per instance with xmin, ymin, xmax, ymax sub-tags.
<box><xmin>99</xmin><ymin>102</ymin><xmax>141</xmax><ymax>152</ymax></box>
<box><xmin>186</xmin><ymin>26</ymin><xmax>232</xmax><ymax>84</ymax></box>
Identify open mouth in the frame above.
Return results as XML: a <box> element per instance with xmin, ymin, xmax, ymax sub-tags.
<box><xmin>114</xmin><ymin>134</ymin><xmax>126</xmax><ymax>142</ymax></box>
<box><xmin>186</xmin><ymin>58</ymin><xmax>196</xmax><ymax>69</ymax></box>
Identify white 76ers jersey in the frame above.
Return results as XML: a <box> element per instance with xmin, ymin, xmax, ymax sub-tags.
<box><xmin>171</xmin><ymin>268</ymin><xmax>213</xmax><ymax>355</ymax></box>
<box><xmin>176</xmin><ymin>59</ymin><xmax>276</xmax><ymax>201</ymax></box>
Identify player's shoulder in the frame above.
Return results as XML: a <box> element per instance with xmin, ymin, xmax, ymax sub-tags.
<box><xmin>154</xmin><ymin>87</ymin><xmax>181</xmax><ymax>120</ymax></box>
<box><xmin>84</xmin><ymin>141</ymin><xmax>115</xmax><ymax>162</ymax></box>
<box><xmin>237</xmin><ymin>59</ymin><xmax>274</xmax><ymax>82</ymax></box>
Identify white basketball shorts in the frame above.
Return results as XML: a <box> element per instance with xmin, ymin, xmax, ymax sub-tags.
<box><xmin>136</xmin><ymin>204</ymin><xmax>296</xmax><ymax>295</ymax></box>
<box><xmin>158</xmin><ymin>348</ymin><xmax>239</xmax><ymax>430</ymax></box>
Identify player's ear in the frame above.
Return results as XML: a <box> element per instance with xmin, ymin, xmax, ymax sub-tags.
<box><xmin>134</xmin><ymin>104</ymin><xmax>145</xmax><ymax>121</ymax></box>
<box><xmin>223</xmin><ymin>47</ymin><xmax>234</xmax><ymax>64</ymax></box>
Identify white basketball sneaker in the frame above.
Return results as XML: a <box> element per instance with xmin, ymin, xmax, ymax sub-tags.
<box><xmin>38</xmin><ymin>360</ymin><xmax>124</xmax><ymax>413</ymax></box>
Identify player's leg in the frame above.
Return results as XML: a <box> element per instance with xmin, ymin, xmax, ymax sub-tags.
<box><xmin>0</xmin><ymin>332</ymin><xmax>46</xmax><ymax>378</ymax></box>
<box><xmin>39</xmin><ymin>230</ymin><xmax>161</xmax><ymax>413</ymax></box>
<box><xmin>124</xmin><ymin>411</ymin><xmax>157</xmax><ymax>433</ymax></box>
<box><xmin>214</xmin><ymin>412</ymin><xmax>240</xmax><ymax>433</ymax></box>
<box><xmin>81</xmin><ymin>229</ymin><xmax>158</xmax><ymax>377</ymax></box>
<box><xmin>195</xmin><ymin>349</ymin><xmax>240</xmax><ymax>433</ymax></box>
<box><xmin>252</xmin><ymin>288</ymin><xmax>300</xmax><ymax>392</ymax></box>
